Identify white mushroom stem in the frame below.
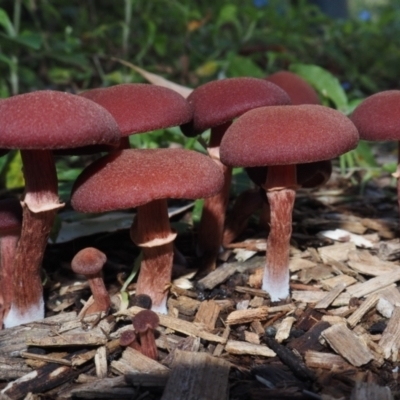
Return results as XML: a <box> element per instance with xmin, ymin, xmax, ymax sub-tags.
<box><xmin>4</xmin><ymin>150</ymin><xmax>62</xmax><ymax>328</ymax></box>
<box><xmin>261</xmin><ymin>164</ymin><xmax>297</xmax><ymax>302</ymax></box>
<box><xmin>131</xmin><ymin>199</ymin><xmax>175</xmax><ymax>314</ymax></box>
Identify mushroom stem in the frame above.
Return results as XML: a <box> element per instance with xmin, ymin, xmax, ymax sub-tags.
<box><xmin>139</xmin><ymin>328</ymin><xmax>158</xmax><ymax>360</ymax></box>
<box><xmin>262</xmin><ymin>164</ymin><xmax>297</xmax><ymax>302</ymax></box>
<box><xmin>86</xmin><ymin>275</ymin><xmax>111</xmax><ymax>314</ymax></box>
<box><xmin>132</xmin><ymin>199</ymin><xmax>175</xmax><ymax>314</ymax></box>
<box><xmin>4</xmin><ymin>150</ymin><xmax>62</xmax><ymax>328</ymax></box>
<box><xmin>197</xmin><ymin>122</ymin><xmax>232</xmax><ymax>273</ymax></box>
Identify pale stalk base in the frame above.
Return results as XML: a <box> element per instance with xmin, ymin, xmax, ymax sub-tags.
<box><xmin>262</xmin><ymin>188</ymin><xmax>295</xmax><ymax>302</ymax></box>
<box><xmin>3</xmin><ymin>297</ymin><xmax>44</xmax><ymax>328</ymax></box>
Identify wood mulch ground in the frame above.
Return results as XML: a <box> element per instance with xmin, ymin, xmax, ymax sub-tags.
<box><xmin>1</xmin><ymin>167</ymin><xmax>400</xmax><ymax>400</ymax></box>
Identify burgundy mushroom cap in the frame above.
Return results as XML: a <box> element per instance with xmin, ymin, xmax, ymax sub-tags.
<box><xmin>71</xmin><ymin>247</ymin><xmax>107</xmax><ymax>276</ymax></box>
<box><xmin>266</xmin><ymin>71</ymin><xmax>320</xmax><ymax>105</ymax></box>
<box><xmin>132</xmin><ymin>309</ymin><xmax>160</xmax><ymax>333</ymax></box>
<box><xmin>0</xmin><ymin>90</ymin><xmax>121</xmax><ymax>149</ymax></box>
<box><xmin>350</xmin><ymin>90</ymin><xmax>400</xmax><ymax>141</ymax></box>
<box><xmin>119</xmin><ymin>330</ymin><xmax>138</xmax><ymax>347</ymax></box>
<box><xmin>246</xmin><ymin>160</ymin><xmax>332</xmax><ymax>189</ymax></box>
<box><xmin>181</xmin><ymin>77</ymin><xmax>291</xmax><ymax>136</ymax></box>
<box><xmin>80</xmin><ymin>84</ymin><xmax>192</xmax><ymax>136</ymax></box>
<box><xmin>220</xmin><ymin>105</ymin><xmax>359</xmax><ymax>167</ymax></box>
<box><xmin>71</xmin><ymin>148</ymin><xmax>224</xmax><ymax>213</ymax></box>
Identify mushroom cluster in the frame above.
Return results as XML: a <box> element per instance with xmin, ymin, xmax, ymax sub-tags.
<box><xmin>0</xmin><ymin>74</ymin><xmax>362</xmax><ymax>329</ymax></box>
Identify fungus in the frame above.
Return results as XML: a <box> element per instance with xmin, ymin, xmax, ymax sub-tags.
<box><xmin>351</xmin><ymin>90</ymin><xmax>400</xmax><ymax>220</ymax></box>
<box><xmin>80</xmin><ymin>83</ymin><xmax>192</xmax><ymax>149</ymax></box>
<box><xmin>132</xmin><ymin>309</ymin><xmax>160</xmax><ymax>360</ymax></box>
<box><xmin>71</xmin><ymin>148</ymin><xmax>224</xmax><ymax>313</ymax></box>
<box><xmin>0</xmin><ymin>91</ymin><xmax>120</xmax><ymax>328</ymax></box>
<box><xmin>180</xmin><ymin>77</ymin><xmax>291</xmax><ymax>273</ymax></box>
<box><xmin>119</xmin><ymin>329</ymin><xmax>141</xmax><ymax>351</ymax></box>
<box><xmin>71</xmin><ymin>247</ymin><xmax>110</xmax><ymax>315</ymax></box>
<box><xmin>220</xmin><ymin>105</ymin><xmax>359</xmax><ymax>301</ymax></box>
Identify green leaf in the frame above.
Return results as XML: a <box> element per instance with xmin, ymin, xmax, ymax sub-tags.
<box><xmin>226</xmin><ymin>54</ymin><xmax>265</xmax><ymax>78</ymax></box>
<box><xmin>0</xmin><ymin>8</ymin><xmax>15</xmax><ymax>37</ymax></box>
<box><xmin>192</xmin><ymin>199</ymin><xmax>204</xmax><ymax>224</ymax></box>
<box><xmin>289</xmin><ymin>63</ymin><xmax>348</xmax><ymax>112</ymax></box>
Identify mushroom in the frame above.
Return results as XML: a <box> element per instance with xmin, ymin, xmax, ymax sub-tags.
<box><xmin>132</xmin><ymin>309</ymin><xmax>159</xmax><ymax>360</ymax></box>
<box><xmin>71</xmin><ymin>148</ymin><xmax>224</xmax><ymax>313</ymax></box>
<box><xmin>0</xmin><ymin>90</ymin><xmax>120</xmax><ymax>327</ymax></box>
<box><xmin>0</xmin><ymin>198</ymin><xmax>22</xmax><ymax>327</ymax></box>
<box><xmin>266</xmin><ymin>71</ymin><xmax>320</xmax><ymax>105</ymax></box>
<box><xmin>80</xmin><ymin>83</ymin><xmax>192</xmax><ymax>149</ymax></box>
<box><xmin>119</xmin><ymin>329</ymin><xmax>141</xmax><ymax>351</ymax></box>
<box><xmin>180</xmin><ymin>77</ymin><xmax>291</xmax><ymax>273</ymax></box>
<box><xmin>220</xmin><ymin>105</ymin><xmax>359</xmax><ymax>301</ymax></box>
<box><xmin>350</xmin><ymin>90</ymin><xmax>400</xmax><ymax>219</ymax></box>
<box><xmin>71</xmin><ymin>247</ymin><xmax>110</xmax><ymax>315</ymax></box>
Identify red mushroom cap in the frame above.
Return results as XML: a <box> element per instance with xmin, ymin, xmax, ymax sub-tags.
<box><xmin>265</xmin><ymin>71</ymin><xmax>320</xmax><ymax>105</ymax></box>
<box><xmin>71</xmin><ymin>247</ymin><xmax>107</xmax><ymax>276</ymax></box>
<box><xmin>119</xmin><ymin>330</ymin><xmax>138</xmax><ymax>347</ymax></box>
<box><xmin>132</xmin><ymin>309</ymin><xmax>160</xmax><ymax>333</ymax></box>
<box><xmin>0</xmin><ymin>91</ymin><xmax>121</xmax><ymax>149</ymax></box>
<box><xmin>80</xmin><ymin>84</ymin><xmax>192</xmax><ymax>136</ymax></box>
<box><xmin>350</xmin><ymin>90</ymin><xmax>400</xmax><ymax>141</ymax></box>
<box><xmin>181</xmin><ymin>77</ymin><xmax>291</xmax><ymax>136</ymax></box>
<box><xmin>220</xmin><ymin>105</ymin><xmax>359</xmax><ymax>167</ymax></box>
<box><xmin>71</xmin><ymin>148</ymin><xmax>224</xmax><ymax>213</ymax></box>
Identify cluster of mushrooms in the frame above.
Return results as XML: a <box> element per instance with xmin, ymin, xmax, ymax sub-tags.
<box><xmin>0</xmin><ymin>71</ymin><xmax>398</xmax><ymax>335</ymax></box>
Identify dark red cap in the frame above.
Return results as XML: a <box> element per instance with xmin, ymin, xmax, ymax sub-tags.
<box><xmin>181</xmin><ymin>77</ymin><xmax>291</xmax><ymax>136</ymax></box>
<box><xmin>71</xmin><ymin>148</ymin><xmax>224</xmax><ymax>213</ymax></box>
<box><xmin>80</xmin><ymin>84</ymin><xmax>192</xmax><ymax>136</ymax></box>
<box><xmin>220</xmin><ymin>105</ymin><xmax>359</xmax><ymax>167</ymax></box>
<box><xmin>351</xmin><ymin>90</ymin><xmax>400</xmax><ymax>141</ymax></box>
<box><xmin>266</xmin><ymin>71</ymin><xmax>320</xmax><ymax>105</ymax></box>
<box><xmin>71</xmin><ymin>247</ymin><xmax>107</xmax><ymax>276</ymax></box>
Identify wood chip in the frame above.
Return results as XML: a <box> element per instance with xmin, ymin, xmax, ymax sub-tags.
<box><xmin>350</xmin><ymin>381</ymin><xmax>394</xmax><ymax>400</ymax></box>
<box><xmin>94</xmin><ymin>346</ymin><xmax>108</xmax><ymax>379</ymax></box>
<box><xmin>196</xmin><ymin>262</ymin><xmax>239</xmax><ymax>290</ymax></box>
<box><xmin>167</xmin><ymin>296</ymin><xmax>201</xmax><ymax>316</ymax></box>
<box><xmin>275</xmin><ymin>316</ymin><xmax>296</xmax><ymax>343</ymax></box>
<box><xmin>321</xmin><ymin>324</ymin><xmax>374</xmax><ymax>367</ymax></box>
<box><xmin>315</xmin><ymin>283</ymin><xmax>347</xmax><ymax>309</ymax></box>
<box><xmin>347</xmin><ymin>293</ymin><xmax>379</xmax><ymax>328</ymax></box>
<box><xmin>226</xmin><ymin>306</ymin><xmax>269</xmax><ymax>325</ymax></box>
<box><xmin>377</xmin><ymin>286</ymin><xmax>400</xmax><ymax>318</ymax></box>
<box><xmin>289</xmin><ymin>258</ymin><xmax>317</xmax><ymax>272</ymax></box>
<box><xmin>305</xmin><ymin>350</ymin><xmax>354</xmax><ymax>371</ymax></box>
<box><xmin>379</xmin><ymin>306</ymin><xmax>400</xmax><ymax>360</ymax></box>
<box><xmin>321</xmin><ymin>274</ymin><xmax>357</xmax><ymax>290</ymax></box>
<box><xmin>193</xmin><ymin>300</ymin><xmax>221</xmax><ymax>331</ymax></box>
<box><xmin>346</xmin><ymin>269</ymin><xmax>400</xmax><ymax>298</ymax></box>
<box><xmin>161</xmin><ymin>350</ymin><xmax>230</xmax><ymax>400</ymax></box>
<box><xmin>225</xmin><ymin>340</ymin><xmax>276</xmax><ymax>357</ymax></box>
<box><xmin>318</xmin><ymin>242</ymin><xmax>356</xmax><ymax>264</ymax></box>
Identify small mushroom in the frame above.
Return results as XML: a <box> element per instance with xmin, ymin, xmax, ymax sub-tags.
<box><xmin>220</xmin><ymin>105</ymin><xmax>359</xmax><ymax>301</ymax></box>
<box><xmin>180</xmin><ymin>77</ymin><xmax>291</xmax><ymax>273</ymax></box>
<box><xmin>71</xmin><ymin>247</ymin><xmax>111</xmax><ymax>315</ymax></box>
<box><xmin>132</xmin><ymin>309</ymin><xmax>159</xmax><ymax>360</ymax></box>
<box><xmin>119</xmin><ymin>329</ymin><xmax>141</xmax><ymax>351</ymax></box>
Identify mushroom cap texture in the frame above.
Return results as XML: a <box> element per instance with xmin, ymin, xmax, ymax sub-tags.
<box><xmin>132</xmin><ymin>309</ymin><xmax>160</xmax><ymax>332</ymax></box>
<box><xmin>0</xmin><ymin>91</ymin><xmax>121</xmax><ymax>149</ymax></box>
<box><xmin>80</xmin><ymin>84</ymin><xmax>192</xmax><ymax>136</ymax></box>
<box><xmin>71</xmin><ymin>247</ymin><xmax>107</xmax><ymax>275</ymax></box>
<box><xmin>180</xmin><ymin>77</ymin><xmax>291</xmax><ymax>136</ymax></box>
<box><xmin>350</xmin><ymin>90</ymin><xmax>400</xmax><ymax>141</ymax></box>
<box><xmin>220</xmin><ymin>105</ymin><xmax>359</xmax><ymax>167</ymax></box>
<box><xmin>119</xmin><ymin>330</ymin><xmax>137</xmax><ymax>346</ymax></box>
<box><xmin>71</xmin><ymin>148</ymin><xmax>225</xmax><ymax>213</ymax></box>
<box><xmin>246</xmin><ymin>160</ymin><xmax>332</xmax><ymax>189</ymax></box>
<box><xmin>0</xmin><ymin>198</ymin><xmax>22</xmax><ymax>233</ymax></box>
<box><xmin>265</xmin><ymin>71</ymin><xmax>320</xmax><ymax>105</ymax></box>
